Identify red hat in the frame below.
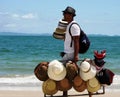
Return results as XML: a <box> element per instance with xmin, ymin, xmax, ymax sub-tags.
<box><xmin>94</xmin><ymin>50</ymin><xmax>106</xmax><ymax>59</ymax></box>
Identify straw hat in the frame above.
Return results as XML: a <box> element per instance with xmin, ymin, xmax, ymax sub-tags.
<box><xmin>65</xmin><ymin>61</ymin><xmax>78</xmax><ymax>81</ymax></box>
<box><xmin>87</xmin><ymin>77</ymin><xmax>101</xmax><ymax>93</ymax></box>
<box><xmin>57</xmin><ymin>78</ymin><xmax>72</xmax><ymax>91</ymax></box>
<box><xmin>42</xmin><ymin>79</ymin><xmax>58</xmax><ymax>95</ymax></box>
<box><xmin>34</xmin><ymin>61</ymin><xmax>49</xmax><ymax>81</ymax></box>
<box><xmin>48</xmin><ymin>60</ymin><xmax>66</xmax><ymax>81</ymax></box>
<box><xmin>79</xmin><ymin>61</ymin><xmax>97</xmax><ymax>81</ymax></box>
<box><xmin>73</xmin><ymin>75</ymin><xmax>83</xmax><ymax>87</ymax></box>
<box><xmin>73</xmin><ymin>75</ymin><xmax>87</xmax><ymax>92</ymax></box>
<box><xmin>53</xmin><ymin>19</ymin><xmax>68</xmax><ymax>39</ymax></box>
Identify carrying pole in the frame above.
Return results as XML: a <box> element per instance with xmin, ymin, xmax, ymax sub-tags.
<box><xmin>63</xmin><ymin>91</ymin><xmax>68</xmax><ymax>97</ymax></box>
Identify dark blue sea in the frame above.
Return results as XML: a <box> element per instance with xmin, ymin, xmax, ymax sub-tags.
<box><xmin>0</xmin><ymin>35</ymin><xmax>120</xmax><ymax>90</ymax></box>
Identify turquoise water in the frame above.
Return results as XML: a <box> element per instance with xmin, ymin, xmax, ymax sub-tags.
<box><xmin>0</xmin><ymin>35</ymin><xmax>120</xmax><ymax>90</ymax></box>
<box><xmin>0</xmin><ymin>35</ymin><xmax>119</xmax><ymax>76</ymax></box>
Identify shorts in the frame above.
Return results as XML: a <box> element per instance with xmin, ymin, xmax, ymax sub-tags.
<box><xmin>61</xmin><ymin>53</ymin><xmax>74</xmax><ymax>65</ymax></box>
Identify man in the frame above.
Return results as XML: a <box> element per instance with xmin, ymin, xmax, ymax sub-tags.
<box><xmin>61</xmin><ymin>6</ymin><xmax>80</xmax><ymax>64</ymax></box>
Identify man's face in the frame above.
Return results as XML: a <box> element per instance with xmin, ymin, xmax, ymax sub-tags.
<box><xmin>63</xmin><ymin>12</ymin><xmax>73</xmax><ymax>22</ymax></box>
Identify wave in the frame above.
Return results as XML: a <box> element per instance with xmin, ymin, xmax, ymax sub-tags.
<box><xmin>0</xmin><ymin>74</ymin><xmax>119</xmax><ymax>91</ymax></box>
<box><xmin>0</xmin><ymin>48</ymin><xmax>12</xmax><ymax>53</ymax></box>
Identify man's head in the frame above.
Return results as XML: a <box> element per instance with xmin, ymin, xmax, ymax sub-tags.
<box><xmin>62</xmin><ymin>6</ymin><xmax>76</xmax><ymax>22</ymax></box>
<box><xmin>62</xmin><ymin>6</ymin><xmax>76</xmax><ymax>17</ymax></box>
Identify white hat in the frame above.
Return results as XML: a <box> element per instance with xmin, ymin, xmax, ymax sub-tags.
<box><xmin>48</xmin><ymin>60</ymin><xmax>66</xmax><ymax>81</ymax></box>
<box><xmin>79</xmin><ymin>61</ymin><xmax>97</xmax><ymax>81</ymax></box>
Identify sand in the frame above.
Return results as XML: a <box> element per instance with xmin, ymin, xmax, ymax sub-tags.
<box><xmin>0</xmin><ymin>89</ymin><xmax>120</xmax><ymax>97</ymax></box>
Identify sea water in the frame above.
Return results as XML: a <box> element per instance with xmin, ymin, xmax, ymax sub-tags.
<box><xmin>0</xmin><ymin>35</ymin><xmax>120</xmax><ymax>91</ymax></box>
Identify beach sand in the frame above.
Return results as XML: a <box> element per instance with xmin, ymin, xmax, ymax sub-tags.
<box><xmin>0</xmin><ymin>89</ymin><xmax>120</xmax><ymax>97</ymax></box>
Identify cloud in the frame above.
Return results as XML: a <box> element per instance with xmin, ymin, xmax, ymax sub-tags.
<box><xmin>11</xmin><ymin>13</ymin><xmax>38</xmax><ymax>19</ymax></box>
<box><xmin>0</xmin><ymin>12</ymin><xmax>42</xmax><ymax>33</ymax></box>
<box><xmin>0</xmin><ymin>12</ymin><xmax>9</xmax><ymax>15</ymax></box>
<box><xmin>21</xmin><ymin>13</ymin><xmax>37</xmax><ymax>19</ymax></box>
<box><xmin>4</xmin><ymin>23</ymin><xmax>17</xmax><ymax>28</ymax></box>
<box><xmin>12</xmin><ymin>14</ymin><xmax>20</xmax><ymax>18</ymax></box>
<box><xmin>0</xmin><ymin>12</ymin><xmax>38</xmax><ymax>20</ymax></box>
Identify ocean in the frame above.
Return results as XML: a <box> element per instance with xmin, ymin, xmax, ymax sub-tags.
<box><xmin>0</xmin><ymin>35</ymin><xmax>120</xmax><ymax>91</ymax></box>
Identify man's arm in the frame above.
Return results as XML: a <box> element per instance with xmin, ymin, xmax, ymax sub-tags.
<box><xmin>73</xmin><ymin>36</ymin><xmax>79</xmax><ymax>63</ymax></box>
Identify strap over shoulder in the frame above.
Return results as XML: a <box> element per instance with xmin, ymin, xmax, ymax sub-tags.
<box><xmin>69</xmin><ymin>22</ymin><xmax>81</xmax><ymax>47</ymax></box>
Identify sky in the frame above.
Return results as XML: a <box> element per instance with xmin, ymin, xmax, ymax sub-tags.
<box><xmin>0</xmin><ymin>0</ymin><xmax>120</xmax><ymax>36</ymax></box>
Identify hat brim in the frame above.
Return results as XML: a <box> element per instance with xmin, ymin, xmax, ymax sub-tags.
<box><xmin>62</xmin><ymin>11</ymin><xmax>76</xmax><ymax>16</ymax></box>
<box><xmin>73</xmin><ymin>75</ymin><xmax>83</xmax><ymax>87</ymax></box>
<box><xmin>87</xmin><ymin>79</ymin><xmax>101</xmax><ymax>93</ymax></box>
<box><xmin>57</xmin><ymin>78</ymin><xmax>72</xmax><ymax>91</ymax></box>
<box><xmin>73</xmin><ymin>80</ymin><xmax>87</xmax><ymax>92</ymax></box>
<box><xmin>42</xmin><ymin>79</ymin><xmax>58</xmax><ymax>95</ymax></box>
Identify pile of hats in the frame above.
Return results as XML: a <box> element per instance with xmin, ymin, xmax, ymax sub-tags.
<box><xmin>34</xmin><ymin>60</ymin><xmax>78</xmax><ymax>95</ymax></box>
<box><xmin>53</xmin><ymin>19</ymin><xmax>68</xmax><ymax>40</ymax></box>
<box><xmin>34</xmin><ymin>50</ymin><xmax>114</xmax><ymax>96</ymax></box>
<box><xmin>80</xmin><ymin>50</ymin><xmax>114</xmax><ymax>93</ymax></box>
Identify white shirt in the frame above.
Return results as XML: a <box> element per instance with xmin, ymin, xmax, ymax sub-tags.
<box><xmin>64</xmin><ymin>21</ymin><xmax>80</xmax><ymax>53</ymax></box>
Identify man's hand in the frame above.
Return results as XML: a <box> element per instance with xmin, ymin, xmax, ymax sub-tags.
<box><xmin>74</xmin><ymin>55</ymin><xmax>79</xmax><ymax>63</ymax></box>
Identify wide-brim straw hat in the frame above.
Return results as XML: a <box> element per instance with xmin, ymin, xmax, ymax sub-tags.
<box><xmin>57</xmin><ymin>78</ymin><xmax>72</xmax><ymax>91</ymax></box>
<box><xmin>65</xmin><ymin>61</ymin><xmax>78</xmax><ymax>81</ymax></box>
<box><xmin>73</xmin><ymin>75</ymin><xmax>83</xmax><ymax>87</ymax></box>
<box><xmin>73</xmin><ymin>75</ymin><xmax>87</xmax><ymax>92</ymax></box>
<box><xmin>34</xmin><ymin>61</ymin><xmax>49</xmax><ymax>81</ymax></box>
<box><xmin>48</xmin><ymin>60</ymin><xmax>66</xmax><ymax>81</ymax></box>
<box><xmin>87</xmin><ymin>77</ymin><xmax>101</xmax><ymax>93</ymax></box>
<box><xmin>79</xmin><ymin>61</ymin><xmax>97</xmax><ymax>81</ymax></box>
<box><xmin>42</xmin><ymin>79</ymin><xmax>58</xmax><ymax>95</ymax></box>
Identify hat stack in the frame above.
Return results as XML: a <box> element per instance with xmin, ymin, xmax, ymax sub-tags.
<box><xmin>34</xmin><ymin>61</ymin><xmax>49</xmax><ymax>81</ymax></box>
<box><xmin>42</xmin><ymin>79</ymin><xmax>58</xmax><ymax>95</ymax></box>
<box><xmin>65</xmin><ymin>61</ymin><xmax>78</xmax><ymax>81</ymax></box>
<box><xmin>73</xmin><ymin>75</ymin><xmax>87</xmax><ymax>92</ymax></box>
<box><xmin>53</xmin><ymin>19</ymin><xmax>68</xmax><ymax>40</ymax></box>
<box><xmin>79</xmin><ymin>61</ymin><xmax>97</xmax><ymax>81</ymax></box>
<box><xmin>93</xmin><ymin>50</ymin><xmax>106</xmax><ymax>72</ymax></box>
